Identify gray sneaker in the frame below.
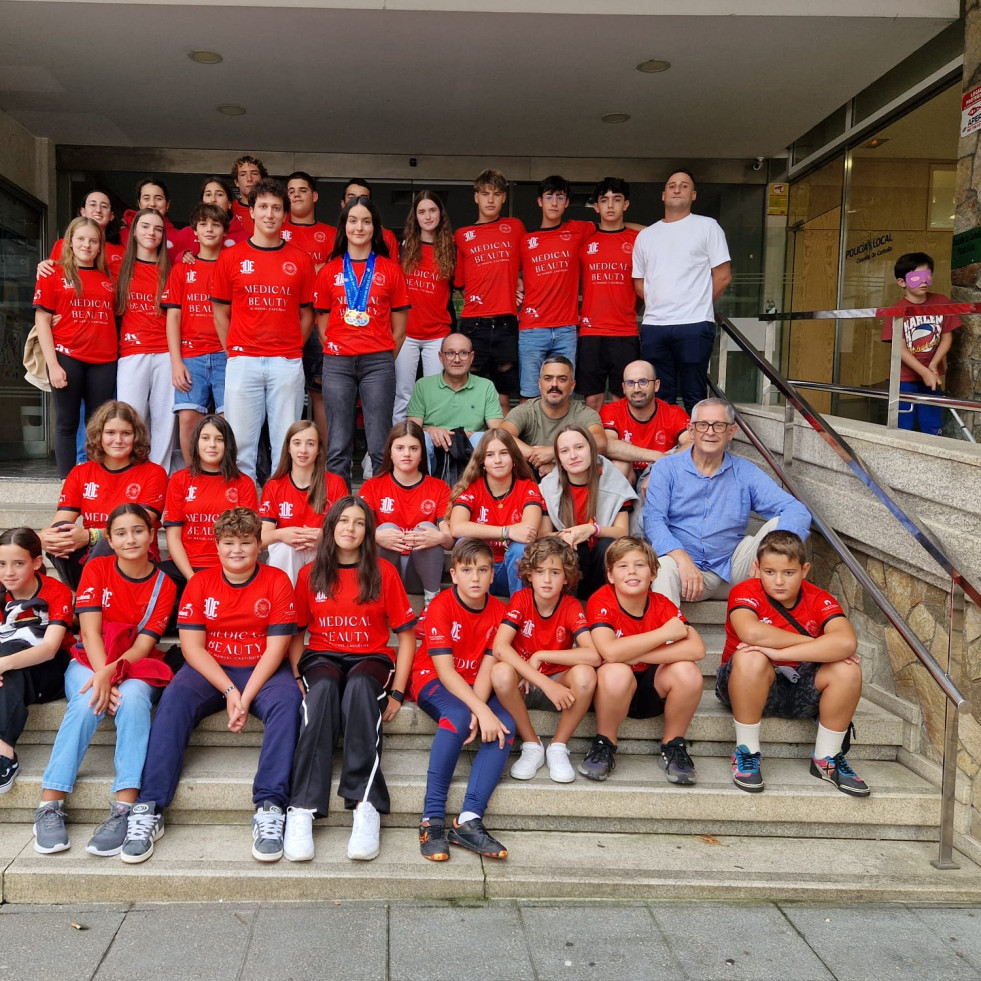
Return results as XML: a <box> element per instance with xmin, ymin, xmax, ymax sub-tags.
<box><xmin>120</xmin><ymin>802</ymin><xmax>164</xmax><ymax>864</ymax></box>
<box><xmin>86</xmin><ymin>801</ymin><xmax>132</xmax><ymax>856</ymax></box>
<box><xmin>33</xmin><ymin>800</ymin><xmax>70</xmax><ymax>854</ymax></box>
<box><xmin>252</xmin><ymin>802</ymin><xmax>286</xmax><ymax>862</ymax></box>
<box><xmin>659</xmin><ymin>737</ymin><xmax>697</xmax><ymax>785</ymax></box>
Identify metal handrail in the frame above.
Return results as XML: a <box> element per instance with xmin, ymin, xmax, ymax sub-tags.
<box><xmin>785</xmin><ymin>381</ymin><xmax>981</xmax><ymax>414</ymax></box>
<box><xmin>760</xmin><ymin>301</ymin><xmax>981</xmax><ymax>321</ymax></box>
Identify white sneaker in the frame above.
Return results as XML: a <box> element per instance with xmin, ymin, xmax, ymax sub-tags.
<box><xmin>347</xmin><ymin>802</ymin><xmax>380</xmax><ymax>861</ymax></box>
<box><xmin>546</xmin><ymin>742</ymin><xmax>576</xmax><ymax>783</ymax></box>
<box><xmin>283</xmin><ymin>806</ymin><xmax>315</xmax><ymax>862</ymax></box>
<box><xmin>510</xmin><ymin>741</ymin><xmax>546</xmax><ymax>780</ymax></box>
<box><xmin>361</xmin><ymin>453</ymin><xmax>373</xmax><ymax>480</ymax></box>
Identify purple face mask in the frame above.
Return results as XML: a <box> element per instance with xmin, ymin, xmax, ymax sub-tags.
<box><xmin>904</xmin><ymin>269</ymin><xmax>932</xmax><ymax>289</ymax></box>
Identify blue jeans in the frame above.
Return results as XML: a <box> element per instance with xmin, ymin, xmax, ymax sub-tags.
<box><xmin>174</xmin><ymin>351</ymin><xmax>228</xmax><ymax>414</ymax></box>
<box><xmin>224</xmin><ymin>356</ymin><xmax>304</xmax><ymax>479</ymax></box>
<box><xmin>898</xmin><ymin>380</ymin><xmax>943</xmax><ymax>435</ymax></box>
<box><xmin>322</xmin><ymin>351</ymin><xmax>396</xmax><ymax>484</ymax></box>
<box><xmin>492</xmin><ymin>543</ymin><xmax>526</xmax><ymax>598</ymax></box>
<box><xmin>41</xmin><ymin>658</ymin><xmax>156</xmax><ymax>794</ymax></box>
<box><xmin>518</xmin><ymin>325</ymin><xmax>578</xmax><ymax>397</ymax></box>
<box><xmin>423</xmin><ymin>429</ymin><xmax>484</xmax><ymax>473</ymax></box>
<box><xmin>641</xmin><ymin>321</ymin><xmax>716</xmax><ymax>413</ymax></box>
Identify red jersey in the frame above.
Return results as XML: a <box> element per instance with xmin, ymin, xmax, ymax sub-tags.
<box><xmin>169</xmin><ymin>221</ymin><xmax>247</xmax><ymax>260</ymax></box>
<box><xmin>501</xmin><ymin>590</ymin><xmax>589</xmax><ymax>676</ymax></box>
<box><xmin>33</xmin><ymin>267</ymin><xmax>116</xmax><ymax>364</ymax></box>
<box><xmin>567</xmin><ymin>482</ymin><xmax>631</xmax><ymax>530</ymax></box>
<box><xmin>723</xmin><ymin>577</ymin><xmax>846</xmax><ymax>667</ymax></box>
<box><xmin>600</xmin><ymin>398</ymin><xmax>690</xmax><ymax>471</ymax></box>
<box><xmin>360</xmin><ymin>473</ymin><xmax>450</xmax><ymax>552</ymax></box>
<box><xmin>161</xmin><ymin>257</ymin><xmax>223</xmax><ymax>356</ymax></box>
<box><xmin>412</xmin><ymin>587</ymin><xmax>505</xmax><ymax>689</ymax></box>
<box><xmin>177</xmin><ymin>564</ymin><xmax>296</xmax><ymax>668</ymax></box>
<box><xmin>587</xmin><ymin>584</ymin><xmax>688</xmax><ymax>674</ymax></box>
<box><xmin>454</xmin><ymin>218</ymin><xmax>526</xmax><ymax>318</ymax></box>
<box><xmin>58</xmin><ymin>460</ymin><xmax>168</xmax><ymax>527</ymax></box>
<box><xmin>211</xmin><ymin>239</ymin><xmax>315</xmax><ymax>359</ymax></box>
<box><xmin>314</xmin><ymin>254</ymin><xmax>410</xmax><ymax>357</ymax></box>
<box><xmin>0</xmin><ymin>573</ymin><xmax>75</xmax><ymax>652</ymax></box>
<box><xmin>75</xmin><ymin>556</ymin><xmax>176</xmax><ymax>641</ymax></box>
<box><xmin>452</xmin><ymin>477</ymin><xmax>545</xmax><ymax>563</ymax></box>
<box><xmin>258</xmin><ymin>470</ymin><xmax>348</xmax><ymax>530</ymax></box>
<box><xmin>518</xmin><ymin>220</ymin><xmax>595</xmax><ymax>330</ymax></box>
<box><xmin>295</xmin><ymin>561</ymin><xmax>415</xmax><ymax>658</ymax></box>
<box><xmin>282</xmin><ymin>221</ymin><xmax>333</xmax><ymax>266</ymax></box>
<box><xmin>50</xmin><ymin>238</ymin><xmax>124</xmax><ymax>277</ymax></box>
<box><xmin>579</xmin><ymin>228</ymin><xmax>641</xmax><ymax>337</ymax></box>
<box><xmin>881</xmin><ymin>293</ymin><xmax>962</xmax><ymax>382</ymax></box>
<box><xmin>231</xmin><ymin>199</ymin><xmax>254</xmax><ymax>236</ymax></box>
<box><xmin>163</xmin><ymin>470</ymin><xmax>258</xmax><ymax>569</ymax></box>
<box><xmin>119</xmin><ymin>260</ymin><xmax>168</xmax><ymax>356</ymax></box>
<box><xmin>404</xmin><ymin>244</ymin><xmax>453</xmax><ymax>340</ymax></box>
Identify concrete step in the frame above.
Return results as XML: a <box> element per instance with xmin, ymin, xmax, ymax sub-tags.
<box><xmin>0</xmin><ymin>477</ymin><xmax>61</xmax><ymax>506</ymax></box>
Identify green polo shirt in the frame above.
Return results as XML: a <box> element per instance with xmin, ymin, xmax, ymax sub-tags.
<box><xmin>406</xmin><ymin>372</ymin><xmax>503</xmax><ymax>431</ymax></box>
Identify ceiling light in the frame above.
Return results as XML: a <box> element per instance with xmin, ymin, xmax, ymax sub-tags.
<box><xmin>637</xmin><ymin>59</ymin><xmax>671</xmax><ymax>73</ymax></box>
<box><xmin>217</xmin><ymin>104</ymin><xmax>246</xmax><ymax>116</ymax></box>
<box><xmin>862</xmin><ymin>137</ymin><xmax>889</xmax><ymax>149</ymax></box>
<box><xmin>601</xmin><ymin>112</ymin><xmax>631</xmax><ymax>124</ymax></box>
<box><xmin>189</xmin><ymin>50</ymin><xmax>223</xmax><ymax>65</ymax></box>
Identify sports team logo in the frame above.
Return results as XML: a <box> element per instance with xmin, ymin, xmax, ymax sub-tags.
<box><xmin>125</xmin><ymin>482</ymin><xmax>141</xmax><ymax>501</ymax></box>
<box><xmin>314</xmin><ymin>231</ymin><xmax>327</xmax><ymax>243</ymax></box>
<box><xmin>527</xmin><ymin>237</ymin><xmax>538</xmax><ymax>250</ymax></box>
<box><xmin>500</xmin><ymin>223</ymin><xmax>511</xmax><ymax>233</ymax></box>
<box><xmin>334</xmin><ymin>273</ymin><xmax>345</xmax><ymax>287</ymax></box>
<box><xmin>282</xmin><ymin>261</ymin><xmax>297</xmax><ymax>276</ymax></box>
<box><xmin>226</xmin><ymin>487</ymin><xmax>239</xmax><ymax>503</ymax></box>
<box><xmin>587</xmin><ymin>242</ymin><xmax>599</xmax><ymax>255</ymax></box>
<box><xmin>421</xmin><ymin>498</ymin><xmax>436</xmax><ymax>515</ymax></box>
<box><xmin>178</xmin><ymin>601</ymin><xmax>194</xmax><ymax>621</ymax></box>
<box><xmin>556</xmin><ymin>626</ymin><xmax>568</xmax><ymax>644</ymax></box>
<box><xmin>464</xmin><ymin>230</ymin><xmax>476</xmax><ymax>242</ymax></box>
<box><xmin>254</xmin><ymin>598</ymin><xmax>271</xmax><ymax>618</ymax></box>
<box><xmin>102</xmin><ymin>281</ymin><xmax>114</xmax><ymax>293</ymax></box>
<box><xmin>622</xmin><ymin>241</ymin><xmax>634</xmax><ymax>254</ymax></box>
<box><xmin>560</xmin><ymin>230</ymin><xmax>572</xmax><ymax>242</ymax></box>
<box><xmin>240</xmin><ymin>260</ymin><xmax>255</xmax><ymax>274</ymax></box>
<box><xmin>375</xmin><ymin>272</ymin><xmax>387</xmax><ymax>286</ymax></box>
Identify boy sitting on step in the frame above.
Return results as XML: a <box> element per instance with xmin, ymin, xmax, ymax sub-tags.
<box><xmin>716</xmin><ymin>530</ymin><xmax>870</xmax><ymax>797</ymax></box>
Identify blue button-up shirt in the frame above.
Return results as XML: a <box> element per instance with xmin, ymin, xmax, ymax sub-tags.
<box><xmin>643</xmin><ymin>448</ymin><xmax>812</xmax><ymax>582</ymax></box>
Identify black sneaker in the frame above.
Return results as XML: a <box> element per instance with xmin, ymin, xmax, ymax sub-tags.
<box><xmin>252</xmin><ymin>802</ymin><xmax>286</xmax><ymax>862</ymax></box>
<box><xmin>419</xmin><ymin>820</ymin><xmax>450</xmax><ymax>862</ymax></box>
<box><xmin>0</xmin><ymin>754</ymin><xmax>18</xmax><ymax>795</ymax></box>
<box><xmin>659</xmin><ymin>737</ymin><xmax>697</xmax><ymax>785</ymax></box>
<box><xmin>731</xmin><ymin>745</ymin><xmax>764</xmax><ymax>793</ymax></box>
<box><xmin>810</xmin><ymin>753</ymin><xmax>871</xmax><ymax>797</ymax></box>
<box><xmin>577</xmin><ymin>735</ymin><xmax>617</xmax><ymax>781</ymax></box>
<box><xmin>120</xmin><ymin>802</ymin><xmax>164</xmax><ymax>864</ymax></box>
<box><xmin>447</xmin><ymin>818</ymin><xmax>508</xmax><ymax>859</ymax></box>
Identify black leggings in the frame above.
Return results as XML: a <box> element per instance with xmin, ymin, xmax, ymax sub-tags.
<box><xmin>51</xmin><ymin>353</ymin><xmax>117</xmax><ymax>477</ymax></box>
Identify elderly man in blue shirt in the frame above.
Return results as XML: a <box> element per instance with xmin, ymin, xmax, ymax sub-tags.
<box><xmin>643</xmin><ymin>398</ymin><xmax>812</xmax><ymax>606</ymax></box>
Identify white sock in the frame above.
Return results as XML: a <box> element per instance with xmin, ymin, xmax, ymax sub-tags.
<box><xmin>457</xmin><ymin>810</ymin><xmax>480</xmax><ymax>825</ymax></box>
<box><xmin>734</xmin><ymin>721</ymin><xmax>762</xmax><ymax>755</ymax></box>
<box><xmin>423</xmin><ymin>590</ymin><xmax>438</xmax><ymax>606</ymax></box>
<box><xmin>814</xmin><ymin>723</ymin><xmax>847</xmax><ymax>760</ymax></box>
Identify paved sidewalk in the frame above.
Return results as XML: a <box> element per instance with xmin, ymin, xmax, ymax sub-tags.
<box><xmin>2</xmin><ymin>899</ymin><xmax>980</xmax><ymax>980</ymax></box>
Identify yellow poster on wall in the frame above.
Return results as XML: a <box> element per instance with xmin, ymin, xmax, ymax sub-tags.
<box><xmin>767</xmin><ymin>183</ymin><xmax>788</xmax><ymax>216</ymax></box>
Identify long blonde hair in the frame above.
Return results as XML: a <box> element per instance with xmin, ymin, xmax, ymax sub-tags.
<box><xmin>116</xmin><ymin>207</ymin><xmax>169</xmax><ymax>316</ymax></box>
<box><xmin>447</xmin><ymin>429</ymin><xmax>534</xmax><ymax>517</ymax></box>
<box><xmin>60</xmin><ymin>217</ymin><xmax>108</xmax><ymax>294</ymax></box>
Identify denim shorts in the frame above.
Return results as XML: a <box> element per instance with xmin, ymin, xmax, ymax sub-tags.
<box><xmin>173</xmin><ymin>351</ymin><xmax>227</xmax><ymax>414</ymax></box>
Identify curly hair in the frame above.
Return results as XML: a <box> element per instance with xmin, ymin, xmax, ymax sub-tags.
<box><xmin>84</xmin><ymin>401</ymin><xmax>151</xmax><ymax>465</ymax></box>
<box><xmin>517</xmin><ymin>537</ymin><xmax>581</xmax><ymax>593</ymax></box>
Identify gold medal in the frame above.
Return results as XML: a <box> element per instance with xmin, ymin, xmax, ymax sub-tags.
<box><xmin>344</xmin><ymin>308</ymin><xmax>360</xmax><ymax>326</ymax></box>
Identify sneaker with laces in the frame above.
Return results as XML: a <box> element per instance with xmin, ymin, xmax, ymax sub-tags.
<box><xmin>283</xmin><ymin>806</ymin><xmax>315</xmax><ymax>862</ymax></box>
<box><xmin>86</xmin><ymin>801</ymin><xmax>132</xmax><ymax>856</ymax></box>
<box><xmin>578</xmin><ymin>735</ymin><xmax>617</xmax><ymax>781</ymax></box>
<box><xmin>731</xmin><ymin>745</ymin><xmax>764</xmax><ymax>793</ymax></box>
<box><xmin>33</xmin><ymin>800</ymin><xmax>70</xmax><ymax>854</ymax></box>
<box><xmin>545</xmin><ymin>742</ymin><xmax>576</xmax><ymax>783</ymax></box>
<box><xmin>810</xmin><ymin>753</ymin><xmax>870</xmax><ymax>797</ymax></box>
<box><xmin>447</xmin><ymin>817</ymin><xmax>507</xmax><ymax>858</ymax></box>
<box><xmin>120</xmin><ymin>802</ymin><xmax>164</xmax><ymax>864</ymax></box>
<box><xmin>348</xmin><ymin>801</ymin><xmax>380</xmax><ymax>861</ymax></box>
<box><xmin>0</xmin><ymin>754</ymin><xmax>19</xmax><ymax>795</ymax></box>
<box><xmin>659</xmin><ymin>736</ymin><xmax>697</xmax><ymax>785</ymax></box>
<box><xmin>252</xmin><ymin>802</ymin><xmax>286</xmax><ymax>862</ymax></box>
<box><xmin>419</xmin><ymin>819</ymin><xmax>450</xmax><ymax>861</ymax></box>
<box><xmin>510</xmin><ymin>740</ymin><xmax>545</xmax><ymax>780</ymax></box>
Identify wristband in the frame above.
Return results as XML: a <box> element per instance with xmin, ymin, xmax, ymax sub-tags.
<box><xmin>223</xmin><ymin>684</ymin><xmax>237</xmax><ymax>699</ymax></box>
<box><xmin>592</xmin><ymin>521</ymin><xmax>601</xmax><ymax>540</ymax></box>
<box><xmin>389</xmin><ymin>689</ymin><xmax>405</xmax><ymax>704</ymax></box>
<box><xmin>89</xmin><ymin>528</ymin><xmax>100</xmax><ymax>548</ymax></box>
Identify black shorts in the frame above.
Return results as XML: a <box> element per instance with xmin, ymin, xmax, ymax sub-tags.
<box><xmin>576</xmin><ymin>335</ymin><xmax>641</xmax><ymax>398</ymax></box>
<box><xmin>302</xmin><ymin>332</ymin><xmax>324</xmax><ymax>392</ymax></box>
<box><xmin>626</xmin><ymin>664</ymin><xmax>667</xmax><ymax>719</ymax></box>
<box><xmin>460</xmin><ymin>314</ymin><xmax>519</xmax><ymax>398</ymax></box>
<box><xmin>714</xmin><ymin>658</ymin><xmax>822</xmax><ymax>719</ymax></box>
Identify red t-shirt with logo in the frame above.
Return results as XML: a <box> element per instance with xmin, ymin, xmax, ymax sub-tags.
<box><xmin>1</xmin><ymin>573</ymin><xmax>76</xmax><ymax>652</ymax></box>
<box><xmin>33</xmin><ymin>267</ymin><xmax>117</xmax><ymax>364</ymax></box>
<box><xmin>75</xmin><ymin>557</ymin><xmax>176</xmax><ymax>641</ymax></box>
<box><xmin>360</xmin><ymin>473</ymin><xmax>451</xmax><ymax>553</ymax></box>
<box><xmin>119</xmin><ymin>260</ymin><xmax>168</xmax><ymax>356</ymax></box>
<box><xmin>50</xmin><ymin>238</ymin><xmax>124</xmax><ymax>278</ymax></box>
<box><xmin>452</xmin><ymin>477</ymin><xmax>545</xmax><ymax>563</ymax></box>
<box><xmin>178</xmin><ymin>564</ymin><xmax>296</xmax><ymax>668</ymax></box>
<box><xmin>282</xmin><ymin>221</ymin><xmax>334</xmax><ymax>266</ymax></box>
<box><xmin>600</xmin><ymin>397</ymin><xmax>690</xmax><ymax>471</ymax></box>
<box><xmin>411</xmin><ymin>587</ymin><xmax>505</xmax><ymax>690</ymax></box>
<box><xmin>880</xmin><ymin>293</ymin><xmax>963</xmax><ymax>382</ymax></box>
<box><xmin>501</xmin><ymin>589</ymin><xmax>589</xmax><ymax>676</ymax></box>
<box><xmin>169</xmin><ymin>221</ymin><xmax>247</xmax><ymax>260</ymax></box>
<box><xmin>566</xmin><ymin>482</ymin><xmax>632</xmax><ymax>532</ymax></box>
<box><xmin>587</xmin><ymin>584</ymin><xmax>688</xmax><ymax>674</ymax></box>
<box><xmin>454</xmin><ymin>218</ymin><xmax>526</xmax><ymax>318</ymax></box>
<box><xmin>579</xmin><ymin>228</ymin><xmax>641</xmax><ymax>337</ymax></box>
<box><xmin>518</xmin><ymin>220</ymin><xmax>595</xmax><ymax>330</ymax></box>
<box><xmin>231</xmin><ymin>199</ymin><xmax>254</xmax><ymax>236</ymax></box>
<box><xmin>723</xmin><ymin>577</ymin><xmax>846</xmax><ymax>667</ymax></box>
<box><xmin>314</xmin><ymin>254</ymin><xmax>410</xmax><ymax>356</ymax></box>
<box><xmin>163</xmin><ymin>470</ymin><xmax>259</xmax><ymax>569</ymax></box>
<box><xmin>295</xmin><ymin>560</ymin><xmax>416</xmax><ymax>659</ymax></box>
<box><xmin>404</xmin><ymin>244</ymin><xmax>453</xmax><ymax>340</ymax></box>
<box><xmin>161</xmin><ymin>257</ymin><xmax>223</xmax><ymax>356</ymax></box>
<box><xmin>211</xmin><ymin>239</ymin><xmax>315</xmax><ymax>359</ymax></box>
<box><xmin>258</xmin><ymin>470</ymin><xmax>348</xmax><ymax>530</ymax></box>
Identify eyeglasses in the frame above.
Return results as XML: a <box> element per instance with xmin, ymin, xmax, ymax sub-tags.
<box><xmin>691</xmin><ymin>420</ymin><xmax>732</xmax><ymax>434</ymax></box>
<box><xmin>441</xmin><ymin>350</ymin><xmax>473</xmax><ymax>360</ymax></box>
<box><xmin>623</xmin><ymin>378</ymin><xmax>654</xmax><ymax>389</ymax></box>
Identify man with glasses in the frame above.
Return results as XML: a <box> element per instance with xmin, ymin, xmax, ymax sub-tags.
<box><xmin>406</xmin><ymin>333</ymin><xmax>503</xmax><ymax>471</ymax></box>
<box><xmin>644</xmin><ymin>398</ymin><xmax>811</xmax><ymax>606</ymax></box>
<box><xmin>602</xmin><ymin>360</ymin><xmax>691</xmax><ymax>488</ymax></box>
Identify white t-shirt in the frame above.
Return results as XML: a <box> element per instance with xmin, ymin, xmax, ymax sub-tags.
<box><xmin>631</xmin><ymin>213</ymin><xmax>730</xmax><ymax>325</ymax></box>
